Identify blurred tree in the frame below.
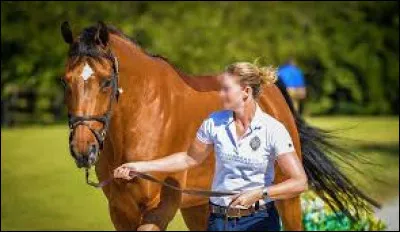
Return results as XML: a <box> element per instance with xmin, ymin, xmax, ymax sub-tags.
<box><xmin>1</xmin><ymin>1</ymin><xmax>398</xmax><ymax>125</ymax></box>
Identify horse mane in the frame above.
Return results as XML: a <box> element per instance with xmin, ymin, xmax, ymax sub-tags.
<box><xmin>106</xmin><ymin>25</ymin><xmax>174</xmax><ymax>62</ymax></box>
<box><xmin>71</xmin><ymin>23</ymin><xmax>221</xmax><ymax>92</ymax></box>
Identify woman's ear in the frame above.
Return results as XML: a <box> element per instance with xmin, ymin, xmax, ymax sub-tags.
<box><xmin>242</xmin><ymin>86</ymin><xmax>252</xmax><ymax>101</ymax></box>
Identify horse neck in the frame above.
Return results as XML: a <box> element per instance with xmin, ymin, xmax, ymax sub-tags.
<box><xmin>110</xmin><ymin>32</ymin><xmax>221</xmax><ymax>89</ymax></box>
<box><xmin>108</xmin><ymin>32</ymin><xmax>221</xmax><ymax>102</ymax></box>
<box><xmin>105</xmin><ymin>33</ymin><xmax>222</xmax><ymax>163</ymax></box>
<box><xmin>109</xmin><ymin>33</ymin><xmax>152</xmax><ymax>84</ymax></box>
<box><xmin>178</xmin><ymin>72</ymin><xmax>221</xmax><ymax>92</ymax></box>
<box><xmin>106</xmin><ymin>34</ymin><xmax>165</xmax><ymax>162</ymax></box>
<box><xmin>108</xmin><ymin>33</ymin><xmax>162</xmax><ymax>104</ymax></box>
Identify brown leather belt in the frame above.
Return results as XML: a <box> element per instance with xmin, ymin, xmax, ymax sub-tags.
<box><xmin>209</xmin><ymin>201</ymin><xmax>272</xmax><ymax>218</ymax></box>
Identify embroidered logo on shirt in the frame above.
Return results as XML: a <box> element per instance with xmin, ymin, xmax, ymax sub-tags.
<box><xmin>249</xmin><ymin>136</ymin><xmax>261</xmax><ymax>151</ymax></box>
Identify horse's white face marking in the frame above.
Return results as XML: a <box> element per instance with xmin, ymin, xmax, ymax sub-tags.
<box><xmin>81</xmin><ymin>63</ymin><xmax>94</xmax><ymax>81</ymax></box>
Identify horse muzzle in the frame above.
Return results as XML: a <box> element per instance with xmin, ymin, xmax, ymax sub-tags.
<box><xmin>71</xmin><ymin>143</ymin><xmax>99</xmax><ymax>168</ymax></box>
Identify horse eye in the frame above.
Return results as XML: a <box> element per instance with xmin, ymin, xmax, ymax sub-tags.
<box><xmin>102</xmin><ymin>79</ymin><xmax>112</xmax><ymax>89</ymax></box>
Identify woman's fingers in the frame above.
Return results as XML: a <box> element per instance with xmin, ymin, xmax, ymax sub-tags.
<box><xmin>230</xmin><ymin>195</ymin><xmax>243</xmax><ymax>207</ymax></box>
<box><xmin>123</xmin><ymin>168</ymin><xmax>131</xmax><ymax>180</ymax></box>
<box><xmin>230</xmin><ymin>192</ymin><xmax>244</xmax><ymax>206</ymax></box>
<box><xmin>113</xmin><ymin>167</ymin><xmax>121</xmax><ymax>178</ymax></box>
<box><xmin>230</xmin><ymin>193</ymin><xmax>253</xmax><ymax>208</ymax></box>
<box><xmin>230</xmin><ymin>199</ymin><xmax>239</xmax><ymax>207</ymax></box>
<box><xmin>113</xmin><ymin>166</ymin><xmax>132</xmax><ymax>180</ymax></box>
<box><xmin>118</xmin><ymin>168</ymin><xmax>125</xmax><ymax>178</ymax></box>
<box><xmin>113</xmin><ymin>162</ymin><xmax>144</xmax><ymax>180</ymax></box>
<box><xmin>230</xmin><ymin>193</ymin><xmax>241</xmax><ymax>202</ymax></box>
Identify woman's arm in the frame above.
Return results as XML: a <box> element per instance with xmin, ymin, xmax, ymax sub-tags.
<box><xmin>113</xmin><ymin>138</ymin><xmax>213</xmax><ymax>180</ymax></box>
<box><xmin>264</xmin><ymin>151</ymin><xmax>308</xmax><ymax>200</ymax></box>
<box><xmin>230</xmin><ymin>151</ymin><xmax>308</xmax><ymax>208</ymax></box>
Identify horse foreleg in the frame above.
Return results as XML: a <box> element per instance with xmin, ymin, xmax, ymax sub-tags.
<box><xmin>107</xmin><ymin>181</ymin><xmax>144</xmax><ymax>230</ymax></box>
<box><xmin>138</xmin><ymin>177</ymin><xmax>182</xmax><ymax>231</ymax></box>
<box><xmin>180</xmin><ymin>203</ymin><xmax>209</xmax><ymax>231</ymax></box>
<box><xmin>109</xmin><ymin>202</ymin><xmax>141</xmax><ymax>231</ymax></box>
<box><xmin>95</xmin><ymin>141</ymin><xmax>141</xmax><ymax>230</ymax></box>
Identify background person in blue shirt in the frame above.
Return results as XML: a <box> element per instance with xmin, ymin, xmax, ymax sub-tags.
<box><xmin>278</xmin><ymin>58</ymin><xmax>307</xmax><ymax>114</ymax></box>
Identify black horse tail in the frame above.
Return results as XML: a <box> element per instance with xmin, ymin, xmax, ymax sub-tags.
<box><xmin>275</xmin><ymin>79</ymin><xmax>381</xmax><ymax>221</ymax></box>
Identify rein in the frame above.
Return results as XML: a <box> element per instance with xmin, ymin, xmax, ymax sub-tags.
<box><xmin>85</xmin><ymin>168</ymin><xmax>238</xmax><ymax>197</ymax></box>
<box><xmin>85</xmin><ymin>169</ymin><xmax>242</xmax><ymax>230</ymax></box>
<box><xmin>86</xmin><ymin>169</ymin><xmax>249</xmax><ymax>230</ymax></box>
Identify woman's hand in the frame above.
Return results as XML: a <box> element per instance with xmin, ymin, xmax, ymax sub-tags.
<box><xmin>229</xmin><ymin>188</ymin><xmax>264</xmax><ymax>208</ymax></box>
<box><xmin>113</xmin><ymin>162</ymin><xmax>143</xmax><ymax>180</ymax></box>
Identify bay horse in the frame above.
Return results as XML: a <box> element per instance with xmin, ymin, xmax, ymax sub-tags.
<box><xmin>60</xmin><ymin>21</ymin><xmax>380</xmax><ymax>231</ymax></box>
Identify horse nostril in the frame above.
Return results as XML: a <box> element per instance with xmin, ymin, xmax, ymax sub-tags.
<box><xmin>75</xmin><ymin>155</ymin><xmax>87</xmax><ymax>168</ymax></box>
<box><xmin>71</xmin><ymin>142</ymin><xmax>98</xmax><ymax>168</ymax></box>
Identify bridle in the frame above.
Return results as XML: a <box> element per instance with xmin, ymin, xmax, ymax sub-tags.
<box><xmin>67</xmin><ymin>52</ymin><xmax>120</xmax><ymax>157</ymax></box>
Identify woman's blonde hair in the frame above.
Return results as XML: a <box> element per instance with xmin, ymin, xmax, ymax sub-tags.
<box><xmin>225</xmin><ymin>62</ymin><xmax>278</xmax><ymax>98</ymax></box>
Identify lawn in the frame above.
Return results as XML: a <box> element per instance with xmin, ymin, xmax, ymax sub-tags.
<box><xmin>1</xmin><ymin>116</ymin><xmax>398</xmax><ymax>230</ymax></box>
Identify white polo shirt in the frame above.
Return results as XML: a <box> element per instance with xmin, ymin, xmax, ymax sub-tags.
<box><xmin>196</xmin><ymin>103</ymin><xmax>296</xmax><ymax>208</ymax></box>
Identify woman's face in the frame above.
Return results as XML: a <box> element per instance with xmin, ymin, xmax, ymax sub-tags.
<box><xmin>218</xmin><ymin>73</ymin><xmax>250</xmax><ymax>110</ymax></box>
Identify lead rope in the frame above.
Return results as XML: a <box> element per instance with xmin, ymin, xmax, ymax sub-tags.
<box><xmin>85</xmin><ymin>168</ymin><xmax>239</xmax><ymax>230</ymax></box>
<box><xmin>85</xmin><ymin>168</ymin><xmax>238</xmax><ymax>197</ymax></box>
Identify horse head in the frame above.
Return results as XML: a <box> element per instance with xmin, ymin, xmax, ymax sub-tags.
<box><xmin>60</xmin><ymin>21</ymin><xmax>120</xmax><ymax>168</ymax></box>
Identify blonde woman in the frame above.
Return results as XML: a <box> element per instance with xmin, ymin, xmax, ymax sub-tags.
<box><xmin>114</xmin><ymin>62</ymin><xmax>308</xmax><ymax>231</ymax></box>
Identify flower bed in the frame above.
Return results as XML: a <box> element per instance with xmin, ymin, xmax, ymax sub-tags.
<box><xmin>301</xmin><ymin>191</ymin><xmax>386</xmax><ymax>231</ymax></box>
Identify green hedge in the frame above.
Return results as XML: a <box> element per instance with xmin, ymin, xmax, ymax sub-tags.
<box><xmin>1</xmin><ymin>1</ymin><xmax>399</xmax><ymax>126</ymax></box>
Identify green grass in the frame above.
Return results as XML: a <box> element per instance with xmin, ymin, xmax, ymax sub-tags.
<box><xmin>1</xmin><ymin>116</ymin><xmax>398</xmax><ymax>230</ymax></box>
<box><xmin>1</xmin><ymin>125</ymin><xmax>113</xmax><ymax>230</ymax></box>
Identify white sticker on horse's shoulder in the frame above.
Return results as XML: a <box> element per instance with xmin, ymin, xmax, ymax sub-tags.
<box><xmin>81</xmin><ymin>63</ymin><xmax>94</xmax><ymax>81</ymax></box>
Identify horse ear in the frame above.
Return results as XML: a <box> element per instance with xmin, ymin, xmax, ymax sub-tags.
<box><xmin>61</xmin><ymin>21</ymin><xmax>74</xmax><ymax>44</ymax></box>
<box><xmin>95</xmin><ymin>21</ymin><xmax>109</xmax><ymax>47</ymax></box>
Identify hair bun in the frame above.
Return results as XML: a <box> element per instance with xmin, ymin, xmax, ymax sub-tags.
<box><xmin>258</xmin><ymin>66</ymin><xmax>278</xmax><ymax>86</ymax></box>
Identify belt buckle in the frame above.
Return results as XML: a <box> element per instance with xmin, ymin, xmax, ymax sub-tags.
<box><xmin>236</xmin><ymin>208</ymin><xmax>241</xmax><ymax>218</ymax></box>
<box><xmin>228</xmin><ymin>207</ymin><xmax>241</xmax><ymax>219</ymax></box>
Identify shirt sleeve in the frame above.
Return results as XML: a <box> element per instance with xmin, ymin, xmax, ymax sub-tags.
<box><xmin>195</xmin><ymin>117</ymin><xmax>214</xmax><ymax>145</ymax></box>
<box><xmin>272</xmin><ymin>122</ymin><xmax>296</xmax><ymax>156</ymax></box>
